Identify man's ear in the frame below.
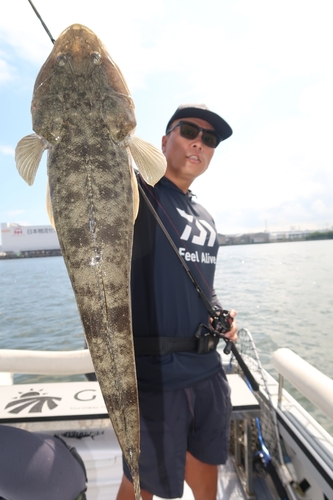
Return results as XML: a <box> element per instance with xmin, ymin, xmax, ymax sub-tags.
<box><xmin>161</xmin><ymin>134</ymin><xmax>168</xmax><ymax>154</ymax></box>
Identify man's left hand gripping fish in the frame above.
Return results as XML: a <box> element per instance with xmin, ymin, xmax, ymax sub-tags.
<box><xmin>15</xmin><ymin>24</ymin><xmax>166</xmax><ymax>500</ymax></box>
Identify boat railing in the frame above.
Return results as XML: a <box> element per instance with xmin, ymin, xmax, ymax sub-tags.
<box><xmin>0</xmin><ymin>348</ymin><xmax>94</xmax><ymax>378</ymax></box>
<box><xmin>271</xmin><ymin>348</ymin><xmax>333</xmax><ymax>421</ymax></box>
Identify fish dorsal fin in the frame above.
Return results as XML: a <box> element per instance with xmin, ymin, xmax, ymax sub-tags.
<box><xmin>15</xmin><ymin>134</ymin><xmax>48</xmax><ymax>186</ymax></box>
<box><xmin>127</xmin><ymin>135</ymin><xmax>166</xmax><ymax>186</ymax></box>
<box><xmin>46</xmin><ymin>179</ymin><xmax>56</xmax><ymax>229</ymax></box>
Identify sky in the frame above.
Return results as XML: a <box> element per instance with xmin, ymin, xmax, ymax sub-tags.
<box><xmin>1</xmin><ymin>0</ymin><xmax>333</xmax><ymax>238</ymax></box>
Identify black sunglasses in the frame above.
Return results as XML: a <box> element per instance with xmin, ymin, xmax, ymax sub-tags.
<box><xmin>166</xmin><ymin>120</ymin><xmax>221</xmax><ymax>148</ymax></box>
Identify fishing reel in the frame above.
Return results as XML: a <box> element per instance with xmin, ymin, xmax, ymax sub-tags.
<box><xmin>211</xmin><ymin>307</ymin><xmax>234</xmax><ymax>355</ymax></box>
<box><xmin>194</xmin><ymin>308</ymin><xmax>234</xmax><ymax>355</ymax></box>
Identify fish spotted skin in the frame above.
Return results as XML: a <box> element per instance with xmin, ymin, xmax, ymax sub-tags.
<box><xmin>16</xmin><ymin>24</ymin><xmax>166</xmax><ymax>499</ymax></box>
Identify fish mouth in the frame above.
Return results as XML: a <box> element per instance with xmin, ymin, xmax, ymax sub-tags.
<box><xmin>60</xmin><ymin>23</ymin><xmax>97</xmax><ymax>37</ymax></box>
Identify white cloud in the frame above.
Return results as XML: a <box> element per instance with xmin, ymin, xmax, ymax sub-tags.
<box><xmin>234</xmin><ymin>0</ymin><xmax>333</xmax><ymax>79</ymax></box>
<box><xmin>7</xmin><ymin>210</ymin><xmax>24</xmax><ymax>217</ymax></box>
<box><xmin>0</xmin><ymin>0</ymin><xmax>166</xmax><ymax>87</ymax></box>
<box><xmin>311</xmin><ymin>199</ymin><xmax>326</xmax><ymax>215</ymax></box>
<box><xmin>2</xmin><ymin>0</ymin><xmax>331</xmax><ymax>93</ymax></box>
<box><xmin>198</xmin><ymin>114</ymin><xmax>331</xmax><ymax>203</ymax></box>
<box><xmin>299</xmin><ymin>80</ymin><xmax>333</xmax><ymax>117</ymax></box>
<box><xmin>0</xmin><ymin>145</ymin><xmax>15</xmax><ymax>156</ymax></box>
<box><xmin>0</xmin><ymin>0</ymin><xmax>332</xmax><ymax>130</ymax></box>
<box><xmin>191</xmin><ymin>106</ymin><xmax>333</xmax><ymax>232</ymax></box>
<box><xmin>0</xmin><ymin>59</ymin><xmax>13</xmax><ymax>84</ymax></box>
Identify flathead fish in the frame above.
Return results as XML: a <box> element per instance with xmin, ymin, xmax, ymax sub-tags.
<box><xmin>15</xmin><ymin>24</ymin><xmax>166</xmax><ymax>499</ymax></box>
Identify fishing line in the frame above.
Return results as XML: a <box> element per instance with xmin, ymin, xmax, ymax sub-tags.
<box><xmin>27</xmin><ymin>0</ymin><xmax>55</xmax><ymax>44</ymax></box>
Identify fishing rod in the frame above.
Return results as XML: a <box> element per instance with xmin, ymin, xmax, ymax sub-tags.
<box><xmin>245</xmin><ymin>378</ymin><xmax>290</xmax><ymax>500</ymax></box>
<box><xmin>27</xmin><ymin>0</ymin><xmax>55</xmax><ymax>44</ymax></box>
<box><xmin>230</xmin><ymin>329</ymin><xmax>299</xmax><ymax>500</ymax></box>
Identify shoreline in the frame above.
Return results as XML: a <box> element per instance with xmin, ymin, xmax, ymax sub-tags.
<box><xmin>0</xmin><ymin>249</ymin><xmax>62</xmax><ymax>260</ymax></box>
<box><xmin>1</xmin><ymin>235</ymin><xmax>333</xmax><ymax>260</ymax></box>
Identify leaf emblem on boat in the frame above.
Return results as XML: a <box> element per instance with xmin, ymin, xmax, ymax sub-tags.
<box><xmin>4</xmin><ymin>389</ymin><xmax>61</xmax><ymax>414</ymax></box>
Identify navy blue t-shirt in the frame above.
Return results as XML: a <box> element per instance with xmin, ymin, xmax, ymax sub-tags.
<box><xmin>131</xmin><ymin>175</ymin><xmax>223</xmax><ymax>390</ymax></box>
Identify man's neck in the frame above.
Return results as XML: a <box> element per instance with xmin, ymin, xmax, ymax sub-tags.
<box><xmin>164</xmin><ymin>172</ymin><xmax>191</xmax><ymax>193</ymax></box>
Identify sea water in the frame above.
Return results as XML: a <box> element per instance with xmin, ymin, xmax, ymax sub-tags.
<box><xmin>215</xmin><ymin>239</ymin><xmax>333</xmax><ymax>435</ymax></box>
<box><xmin>0</xmin><ymin>239</ymin><xmax>332</xmax><ymax>435</ymax></box>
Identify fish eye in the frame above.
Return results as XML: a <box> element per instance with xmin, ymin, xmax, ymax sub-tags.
<box><xmin>56</xmin><ymin>53</ymin><xmax>67</xmax><ymax>66</ymax></box>
<box><xmin>91</xmin><ymin>52</ymin><xmax>101</xmax><ymax>65</ymax></box>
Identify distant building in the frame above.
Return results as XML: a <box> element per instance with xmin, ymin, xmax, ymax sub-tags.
<box><xmin>217</xmin><ymin>233</ymin><xmax>227</xmax><ymax>245</ymax></box>
<box><xmin>219</xmin><ymin>232</ymin><xmax>270</xmax><ymax>245</ymax></box>
<box><xmin>269</xmin><ymin>230</ymin><xmax>313</xmax><ymax>242</ymax></box>
<box><xmin>1</xmin><ymin>223</ymin><xmax>60</xmax><ymax>253</ymax></box>
<box><xmin>251</xmin><ymin>232</ymin><xmax>270</xmax><ymax>243</ymax></box>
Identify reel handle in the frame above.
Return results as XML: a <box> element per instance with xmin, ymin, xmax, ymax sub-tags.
<box><xmin>223</xmin><ymin>339</ymin><xmax>233</xmax><ymax>355</ymax></box>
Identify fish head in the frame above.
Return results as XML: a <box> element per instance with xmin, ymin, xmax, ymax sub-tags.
<box><xmin>31</xmin><ymin>24</ymin><xmax>136</xmax><ymax>144</ymax></box>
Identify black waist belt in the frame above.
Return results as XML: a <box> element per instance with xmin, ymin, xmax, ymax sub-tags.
<box><xmin>134</xmin><ymin>337</ymin><xmax>196</xmax><ymax>356</ymax></box>
<box><xmin>134</xmin><ymin>333</ymin><xmax>219</xmax><ymax>356</ymax></box>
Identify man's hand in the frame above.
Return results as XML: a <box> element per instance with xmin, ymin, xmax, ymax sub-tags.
<box><xmin>225</xmin><ymin>309</ymin><xmax>238</xmax><ymax>343</ymax></box>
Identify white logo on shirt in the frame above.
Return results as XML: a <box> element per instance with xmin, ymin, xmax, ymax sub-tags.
<box><xmin>176</xmin><ymin>208</ymin><xmax>216</xmax><ymax>247</ymax></box>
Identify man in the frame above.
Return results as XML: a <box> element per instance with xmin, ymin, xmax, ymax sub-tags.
<box><xmin>116</xmin><ymin>104</ymin><xmax>237</xmax><ymax>500</ymax></box>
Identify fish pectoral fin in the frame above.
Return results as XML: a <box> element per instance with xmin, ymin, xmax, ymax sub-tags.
<box><xmin>46</xmin><ymin>179</ymin><xmax>56</xmax><ymax>229</ymax></box>
<box><xmin>127</xmin><ymin>135</ymin><xmax>166</xmax><ymax>186</ymax></box>
<box><xmin>126</xmin><ymin>147</ymin><xmax>140</xmax><ymax>222</ymax></box>
<box><xmin>15</xmin><ymin>133</ymin><xmax>49</xmax><ymax>186</ymax></box>
<box><xmin>131</xmin><ymin>165</ymin><xmax>140</xmax><ymax>221</ymax></box>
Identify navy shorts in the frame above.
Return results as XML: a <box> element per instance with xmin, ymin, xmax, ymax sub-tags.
<box><xmin>123</xmin><ymin>369</ymin><xmax>232</xmax><ymax>498</ymax></box>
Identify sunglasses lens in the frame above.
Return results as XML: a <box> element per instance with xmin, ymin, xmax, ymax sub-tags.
<box><xmin>202</xmin><ymin>132</ymin><xmax>218</xmax><ymax>148</ymax></box>
<box><xmin>179</xmin><ymin>122</ymin><xmax>218</xmax><ymax>148</ymax></box>
<box><xmin>179</xmin><ymin>122</ymin><xmax>200</xmax><ymax>140</ymax></box>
